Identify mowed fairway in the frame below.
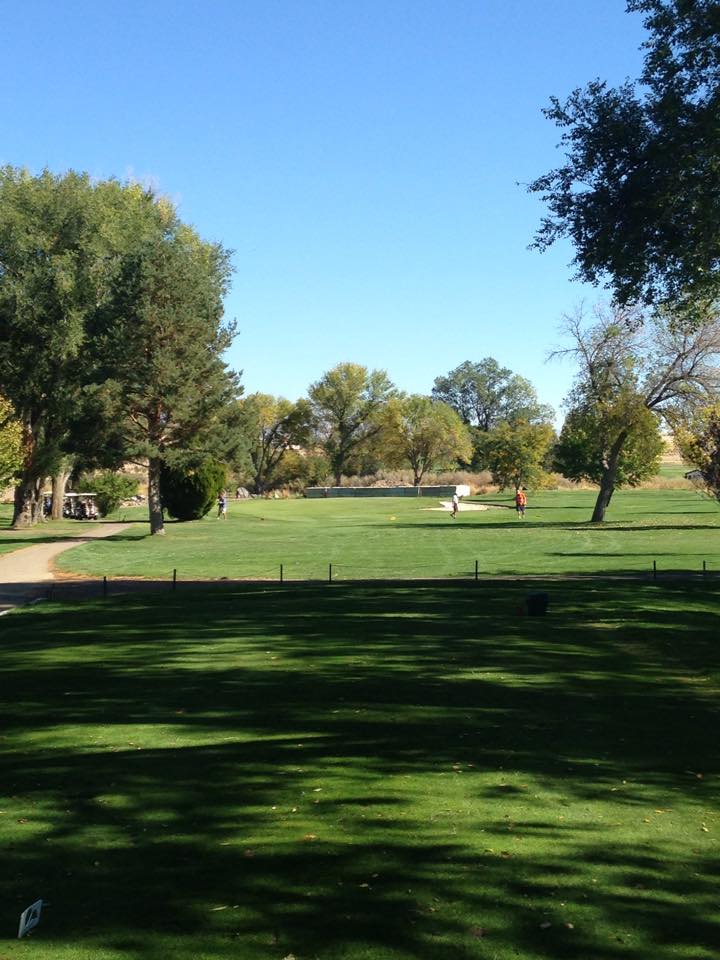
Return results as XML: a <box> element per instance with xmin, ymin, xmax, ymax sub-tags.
<box><xmin>42</xmin><ymin>487</ymin><xmax>720</xmax><ymax>581</ymax></box>
<box><xmin>1</xmin><ymin>582</ymin><xmax>718</xmax><ymax>959</ymax></box>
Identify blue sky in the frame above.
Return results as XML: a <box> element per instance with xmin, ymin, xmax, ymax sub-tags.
<box><xmin>2</xmin><ymin>1</ymin><xmax>647</xmax><ymax>421</ymax></box>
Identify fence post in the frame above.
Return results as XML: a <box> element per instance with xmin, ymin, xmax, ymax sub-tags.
<box><xmin>172</xmin><ymin>568</ymin><xmax>177</xmax><ymax>591</ymax></box>
<box><xmin>280</xmin><ymin>563</ymin><xmax>284</xmax><ymax>584</ymax></box>
<box><xmin>475</xmin><ymin>560</ymin><xmax>479</xmax><ymax>582</ymax></box>
<box><xmin>652</xmin><ymin>560</ymin><xmax>657</xmax><ymax>580</ymax></box>
<box><xmin>103</xmin><ymin>576</ymin><xmax>107</xmax><ymax>598</ymax></box>
<box><xmin>328</xmin><ymin>563</ymin><xmax>333</xmax><ymax>584</ymax></box>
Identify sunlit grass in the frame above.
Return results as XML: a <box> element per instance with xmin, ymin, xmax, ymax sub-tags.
<box><xmin>42</xmin><ymin>487</ymin><xmax>720</xmax><ymax>580</ymax></box>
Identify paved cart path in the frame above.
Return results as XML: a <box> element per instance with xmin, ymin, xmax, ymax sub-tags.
<box><xmin>0</xmin><ymin>523</ymin><xmax>132</xmax><ymax>613</ymax></box>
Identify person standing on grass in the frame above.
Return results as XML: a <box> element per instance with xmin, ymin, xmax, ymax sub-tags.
<box><xmin>515</xmin><ymin>488</ymin><xmax>527</xmax><ymax>518</ymax></box>
<box><xmin>217</xmin><ymin>490</ymin><xmax>228</xmax><ymax>519</ymax></box>
<box><xmin>451</xmin><ymin>492</ymin><xmax>459</xmax><ymax>518</ymax></box>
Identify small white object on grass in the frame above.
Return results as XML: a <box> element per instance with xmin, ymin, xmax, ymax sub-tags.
<box><xmin>18</xmin><ymin>899</ymin><xmax>44</xmax><ymax>938</ymax></box>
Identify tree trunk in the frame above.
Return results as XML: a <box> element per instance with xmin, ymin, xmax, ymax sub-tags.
<box><xmin>331</xmin><ymin>444</ymin><xmax>347</xmax><ymax>487</ymax></box>
<box><xmin>591</xmin><ymin>431</ymin><xmax>628</xmax><ymax>523</ymax></box>
<box><xmin>12</xmin><ymin>474</ymin><xmax>36</xmax><ymax>528</ymax></box>
<box><xmin>51</xmin><ymin>470</ymin><xmax>71</xmax><ymax>520</ymax></box>
<box><xmin>31</xmin><ymin>479</ymin><xmax>44</xmax><ymax>523</ymax></box>
<box><xmin>11</xmin><ymin>418</ymin><xmax>39</xmax><ymax>528</ymax></box>
<box><xmin>148</xmin><ymin>456</ymin><xmax>165</xmax><ymax>535</ymax></box>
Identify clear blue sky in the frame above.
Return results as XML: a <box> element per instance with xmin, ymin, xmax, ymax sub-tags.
<box><xmin>2</xmin><ymin>1</ymin><xmax>647</xmax><ymax>422</ymax></box>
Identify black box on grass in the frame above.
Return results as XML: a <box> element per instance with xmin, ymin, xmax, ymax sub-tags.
<box><xmin>526</xmin><ymin>592</ymin><xmax>549</xmax><ymax>616</ymax></box>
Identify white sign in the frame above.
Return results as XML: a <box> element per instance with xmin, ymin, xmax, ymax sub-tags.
<box><xmin>18</xmin><ymin>899</ymin><xmax>43</xmax><ymax>939</ymax></box>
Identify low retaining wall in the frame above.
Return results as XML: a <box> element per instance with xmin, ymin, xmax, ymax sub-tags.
<box><xmin>305</xmin><ymin>485</ymin><xmax>471</xmax><ymax>499</ymax></box>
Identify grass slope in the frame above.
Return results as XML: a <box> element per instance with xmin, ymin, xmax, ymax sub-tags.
<box><xmin>45</xmin><ymin>488</ymin><xmax>720</xmax><ymax>581</ymax></box>
<box><xmin>1</xmin><ymin>581</ymin><xmax>718</xmax><ymax>959</ymax></box>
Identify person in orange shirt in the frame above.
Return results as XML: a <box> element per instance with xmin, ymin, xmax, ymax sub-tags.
<box><xmin>515</xmin><ymin>488</ymin><xmax>527</xmax><ymax>518</ymax></box>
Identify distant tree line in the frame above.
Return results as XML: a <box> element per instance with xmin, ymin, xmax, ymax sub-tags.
<box><xmin>231</xmin><ymin>358</ymin><xmax>557</xmax><ymax>496</ymax></box>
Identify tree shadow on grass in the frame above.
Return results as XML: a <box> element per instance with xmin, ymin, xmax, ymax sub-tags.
<box><xmin>396</xmin><ymin>520</ymin><xmax>719</xmax><ymax>532</ymax></box>
<box><xmin>1</xmin><ymin>582</ymin><xmax>719</xmax><ymax>958</ymax></box>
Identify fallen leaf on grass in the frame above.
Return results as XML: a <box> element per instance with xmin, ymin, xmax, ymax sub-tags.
<box><xmin>303</xmin><ymin>834</ymin><xmax>318</xmax><ymax>841</ymax></box>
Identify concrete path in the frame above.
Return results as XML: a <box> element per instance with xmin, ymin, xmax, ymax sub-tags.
<box><xmin>0</xmin><ymin>523</ymin><xmax>132</xmax><ymax>613</ymax></box>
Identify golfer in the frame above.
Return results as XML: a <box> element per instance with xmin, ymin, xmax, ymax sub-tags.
<box><xmin>451</xmin><ymin>493</ymin><xmax>459</xmax><ymax>518</ymax></box>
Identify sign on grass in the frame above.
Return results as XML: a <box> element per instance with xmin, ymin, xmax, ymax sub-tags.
<box><xmin>18</xmin><ymin>899</ymin><xmax>43</xmax><ymax>938</ymax></box>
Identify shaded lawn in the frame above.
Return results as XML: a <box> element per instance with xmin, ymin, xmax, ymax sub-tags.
<box><xmin>1</xmin><ymin>581</ymin><xmax>719</xmax><ymax>959</ymax></box>
<box><xmin>50</xmin><ymin>488</ymin><xmax>720</xmax><ymax>581</ymax></box>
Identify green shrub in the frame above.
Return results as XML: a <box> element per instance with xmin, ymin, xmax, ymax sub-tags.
<box><xmin>80</xmin><ymin>471</ymin><xmax>138</xmax><ymax>517</ymax></box>
<box><xmin>161</xmin><ymin>460</ymin><xmax>226</xmax><ymax>521</ymax></box>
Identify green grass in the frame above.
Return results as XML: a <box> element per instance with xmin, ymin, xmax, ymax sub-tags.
<box><xmin>1</xmin><ymin>581</ymin><xmax>718</xmax><ymax>959</ymax></box>
<box><xmin>656</xmin><ymin>462</ymin><xmax>692</xmax><ymax>481</ymax></box>
<box><xmin>45</xmin><ymin>487</ymin><xmax>720</xmax><ymax>581</ymax></box>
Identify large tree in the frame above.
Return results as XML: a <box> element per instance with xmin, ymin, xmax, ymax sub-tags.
<box><xmin>0</xmin><ymin>168</ymin><xmax>174</xmax><ymax>526</ymax></box>
<box><xmin>478</xmin><ymin>419</ymin><xmax>556</xmax><ymax>493</ymax></box>
<box><xmin>237</xmin><ymin>393</ymin><xmax>313</xmax><ymax>494</ymax></box>
<box><xmin>79</xmin><ymin>224</ymin><xmax>240</xmax><ymax>534</ymax></box>
<box><xmin>381</xmin><ymin>395</ymin><xmax>473</xmax><ymax>485</ymax></box>
<box><xmin>0</xmin><ymin>168</ymin><xmax>104</xmax><ymax>525</ymax></box>
<box><xmin>530</xmin><ymin>0</ymin><xmax>720</xmax><ymax>307</ymax></box>
<box><xmin>554</xmin><ymin>303</ymin><xmax>720</xmax><ymax>521</ymax></box>
<box><xmin>555</xmin><ymin>400</ymin><xmax>664</xmax><ymax>498</ymax></box>
<box><xmin>308</xmin><ymin>363</ymin><xmax>395</xmax><ymax>485</ymax></box>
<box><xmin>432</xmin><ymin>359</ymin><xmax>553</xmax><ymax>431</ymax></box>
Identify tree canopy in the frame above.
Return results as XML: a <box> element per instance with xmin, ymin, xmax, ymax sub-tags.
<box><xmin>381</xmin><ymin>395</ymin><xmax>473</xmax><ymax>485</ymax></box>
<box><xmin>0</xmin><ymin>166</ymin><xmax>240</xmax><ymax>531</ymax></box>
<box><xmin>0</xmin><ymin>167</ymin><xmax>109</xmax><ymax>524</ymax></box>
<box><xmin>80</xmin><ymin>225</ymin><xmax>240</xmax><ymax>534</ymax></box>
<box><xmin>478</xmin><ymin>419</ymin><xmax>556</xmax><ymax>493</ymax></box>
<box><xmin>432</xmin><ymin>358</ymin><xmax>553</xmax><ymax>431</ymax></box>
<box><xmin>529</xmin><ymin>0</ymin><xmax>720</xmax><ymax>307</ymax></box>
<box><xmin>236</xmin><ymin>393</ymin><xmax>313</xmax><ymax>494</ymax></box>
<box><xmin>0</xmin><ymin>395</ymin><xmax>22</xmax><ymax>489</ymax></box>
<box><xmin>309</xmin><ymin>363</ymin><xmax>396</xmax><ymax>485</ymax></box>
<box><xmin>555</xmin><ymin>401</ymin><xmax>664</xmax><ymax>490</ymax></box>
<box><xmin>674</xmin><ymin>403</ymin><xmax>720</xmax><ymax>503</ymax></box>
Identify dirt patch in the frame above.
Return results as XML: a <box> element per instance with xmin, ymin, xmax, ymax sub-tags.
<box><xmin>425</xmin><ymin>501</ymin><xmax>502</xmax><ymax>512</ymax></box>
